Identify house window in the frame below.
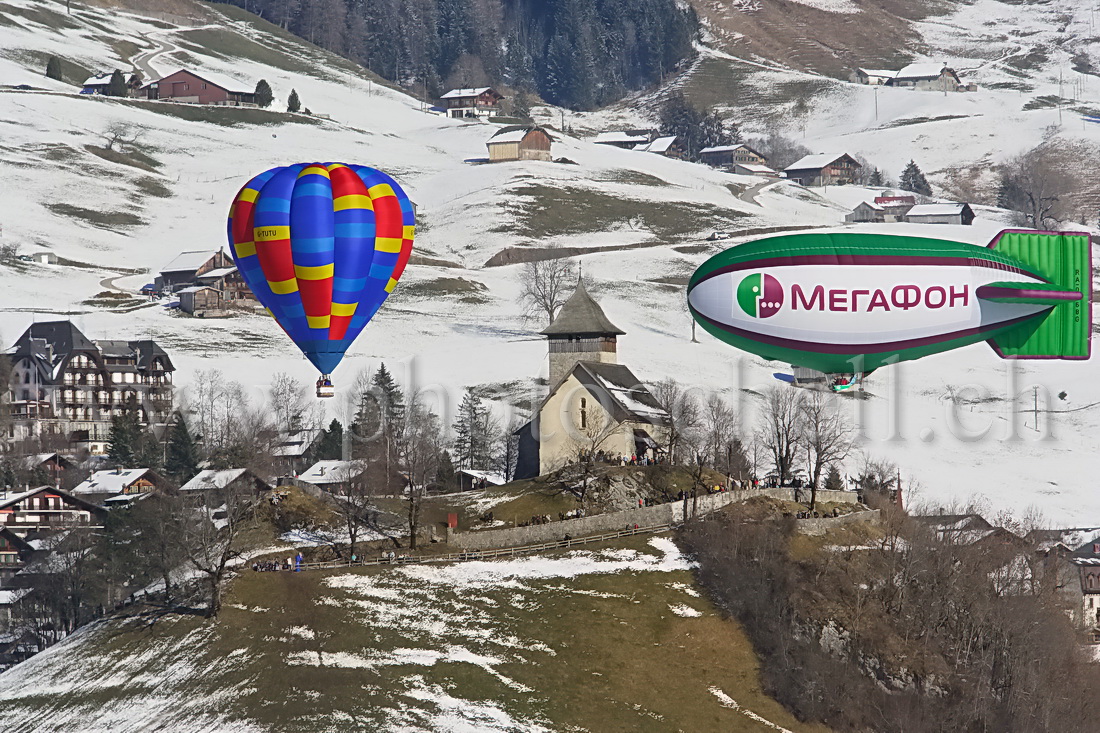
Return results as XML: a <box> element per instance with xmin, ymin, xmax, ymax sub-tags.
<box><xmin>201</xmin><ymin>83</ymin><xmax>207</xmax><ymax>89</ymax></box>
<box><xmin>580</xmin><ymin>398</ymin><xmax>587</xmax><ymax>429</ymax></box>
<box><xmin>1090</xmin><ymin>575</ymin><xmax>1096</xmax><ymax>590</ymax></box>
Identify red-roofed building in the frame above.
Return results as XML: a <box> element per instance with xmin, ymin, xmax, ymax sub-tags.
<box><xmin>873</xmin><ymin>195</ymin><xmax>916</xmax><ymax>206</ymax></box>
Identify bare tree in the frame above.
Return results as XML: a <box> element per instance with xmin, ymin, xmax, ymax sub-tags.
<box><xmin>517</xmin><ymin>257</ymin><xmax>577</xmax><ymax>326</ymax></box>
<box><xmin>702</xmin><ymin>393</ymin><xmax>737</xmax><ymax>470</ymax></box>
<box><xmin>997</xmin><ymin>146</ymin><xmax>1071</xmax><ymax>229</ymax></box>
<box><xmin>799</xmin><ymin>392</ymin><xmax>854</xmax><ymax>508</ymax></box>
<box><xmin>652</xmin><ymin>378</ymin><xmax>700</xmax><ymax>464</ymax></box>
<box><xmin>757</xmin><ymin>386</ymin><xmax>805</xmax><ymax>484</ymax></box>
<box><xmin>397</xmin><ymin>394</ymin><xmax>444</xmax><ymax>550</ymax></box>
<box><xmin>178</xmin><ymin>484</ymin><xmax>260</xmax><ymax>618</ymax></box>
<box><xmin>268</xmin><ymin>372</ymin><xmax>320</xmax><ymax>436</ymax></box>
<box><xmin>102</xmin><ymin>122</ymin><xmax>143</xmax><ymax>152</ymax></box>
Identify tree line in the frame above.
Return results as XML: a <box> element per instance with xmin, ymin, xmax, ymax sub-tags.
<box><xmin>680</xmin><ymin>503</ymin><xmax>1100</xmax><ymax>732</ymax></box>
<box><xmin>212</xmin><ymin>0</ymin><xmax>697</xmax><ymax>109</ymax></box>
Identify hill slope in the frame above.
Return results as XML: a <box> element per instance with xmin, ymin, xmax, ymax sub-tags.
<box><xmin>0</xmin><ymin>536</ymin><xmax>827</xmax><ymax>733</ymax></box>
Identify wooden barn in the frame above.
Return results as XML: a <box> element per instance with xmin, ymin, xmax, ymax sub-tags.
<box><xmin>904</xmin><ymin>203</ymin><xmax>975</xmax><ymax>225</ymax></box>
<box><xmin>486</xmin><ymin>126</ymin><xmax>553</xmax><ymax>162</ymax></box>
<box><xmin>439</xmin><ymin>87</ymin><xmax>504</xmax><ymax>118</ymax></box>
<box><xmin>143</xmin><ymin>69</ymin><xmax>255</xmax><ymax>105</ymax></box>
<box><xmin>177</xmin><ymin>285</ymin><xmax>224</xmax><ymax>316</ymax></box>
<box><xmin>699</xmin><ymin>144</ymin><xmax>769</xmax><ymax>170</ymax></box>
<box><xmin>783</xmin><ymin>153</ymin><xmax>861</xmax><ymax>186</ymax></box>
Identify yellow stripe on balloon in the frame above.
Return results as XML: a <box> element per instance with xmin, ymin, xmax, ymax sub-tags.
<box><xmin>299</xmin><ymin>165</ymin><xmax>331</xmax><ymax>179</ymax></box>
<box><xmin>255</xmin><ymin>226</ymin><xmax>291</xmax><ymax>242</ymax></box>
<box><xmin>234</xmin><ymin>241</ymin><xmax>256</xmax><ymax>258</ymax></box>
<box><xmin>294</xmin><ymin>263</ymin><xmax>334</xmax><ymax>280</ymax></box>
<box><xmin>375</xmin><ymin>237</ymin><xmax>402</xmax><ymax>253</ymax></box>
<box><xmin>268</xmin><ymin>278</ymin><xmax>299</xmax><ymax>294</ymax></box>
<box><xmin>367</xmin><ymin>183</ymin><xmax>396</xmax><ymax>199</ymax></box>
<box><xmin>385</xmin><ymin>277</ymin><xmax>398</xmax><ymax>293</ymax></box>
<box><xmin>331</xmin><ymin>302</ymin><xmax>357</xmax><ymax>317</ymax></box>
<box><xmin>237</xmin><ymin>188</ymin><xmax>260</xmax><ymax>204</ymax></box>
<box><xmin>326</xmin><ymin>163</ymin><xmax>347</xmax><ymax>171</ymax></box>
<box><xmin>307</xmin><ymin>315</ymin><xmax>331</xmax><ymax>329</ymax></box>
<box><xmin>334</xmin><ymin>194</ymin><xmax>372</xmax><ymax>211</ymax></box>
<box><xmin>403</xmin><ymin>225</ymin><xmax>416</xmax><ymax>239</ymax></box>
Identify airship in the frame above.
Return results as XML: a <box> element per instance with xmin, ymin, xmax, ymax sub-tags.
<box><xmin>687</xmin><ymin>229</ymin><xmax>1091</xmax><ymax>388</ymax></box>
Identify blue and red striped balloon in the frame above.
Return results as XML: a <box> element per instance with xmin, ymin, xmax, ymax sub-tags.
<box><xmin>227</xmin><ymin>163</ymin><xmax>414</xmax><ymax>374</ymax></box>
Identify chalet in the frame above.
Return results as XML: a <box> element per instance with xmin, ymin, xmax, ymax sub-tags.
<box><xmin>1069</xmin><ymin>541</ymin><xmax>1100</xmax><ymax>629</ymax></box>
<box><xmin>0</xmin><ymin>528</ymin><xmax>37</xmax><ymax>584</ymax></box>
<box><xmin>514</xmin><ymin>279</ymin><xmax>671</xmax><ymax>478</ymax></box>
<box><xmin>155</xmin><ymin>249</ymin><xmax>234</xmax><ymax>292</ymax></box>
<box><xmin>845</xmin><ymin>197</ymin><xmax>913</xmax><ymax>223</ymax></box>
<box><xmin>633</xmin><ymin>136</ymin><xmax>685</xmax><ymax>159</ymax></box>
<box><xmin>593</xmin><ymin>130</ymin><xmax>653</xmax><ymax>149</ymax></box>
<box><xmin>732</xmin><ymin>162</ymin><xmax>779</xmax><ymax>177</ymax></box>
<box><xmin>7</xmin><ymin>322</ymin><xmax>175</xmax><ymax>453</ymax></box>
<box><xmin>699</xmin><ymin>144</ymin><xmax>769</xmax><ymax>170</ymax></box>
<box><xmin>71</xmin><ymin>468</ymin><xmax>162</xmax><ymax>502</ymax></box>
<box><xmin>439</xmin><ymin>87</ymin><xmax>504</xmax><ymax>118</ymax></box>
<box><xmin>486</xmin><ymin>126</ymin><xmax>553</xmax><ymax>163</ymax></box>
<box><xmin>273</xmin><ymin>428</ymin><xmax>324</xmax><ymax>473</ymax></box>
<box><xmin>298</xmin><ymin>460</ymin><xmax>365</xmax><ymax>493</ymax></box>
<box><xmin>852</xmin><ymin>68</ymin><xmax>896</xmax><ymax>86</ymax></box>
<box><xmin>177</xmin><ymin>285</ymin><xmax>224</xmax><ymax>317</ymax></box>
<box><xmin>18</xmin><ymin>453</ymin><xmax>75</xmax><ymax>485</ymax></box>
<box><xmin>904</xmin><ymin>202</ymin><xmax>974</xmax><ymax>225</ymax></box>
<box><xmin>456</xmin><ymin>469</ymin><xmax>506</xmax><ymax>492</ymax></box>
<box><xmin>0</xmin><ymin>487</ymin><xmax>104</xmax><ymax>537</ymax></box>
<box><xmin>143</xmin><ymin>69</ymin><xmax>255</xmax><ymax>105</ymax></box>
<box><xmin>179</xmin><ymin>468</ymin><xmax>273</xmax><ymax>493</ymax></box>
<box><xmin>783</xmin><ymin>153</ymin><xmax>861</xmax><ymax>186</ymax></box>
<box><xmin>886</xmin><ymin>63</ymin><xmax>964</xmax><ymax>92</ymax></box>
<box><xmin>845</xmin><ymin>201</ymin><xmax>886</xmax><ymax>224</ymax></box>
<box><xmin>195</xmin><ymin>266</ymin><xmax>253</xmax><ymax>302</ymax></box>
<box><xmin>80</xmin><ymin>71</ymin><xmax>142</xmax><ymax>97</ymax></box>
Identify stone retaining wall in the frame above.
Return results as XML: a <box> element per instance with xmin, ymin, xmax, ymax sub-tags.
<box><xmin>447</xmin><ymin>487</ymin><xmax>861</xmax><ymax>550</ymax></box>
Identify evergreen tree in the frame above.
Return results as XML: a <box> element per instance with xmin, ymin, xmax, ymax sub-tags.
<box><xmin>287</xmin><ymin>88</ymin><xmax>301</xmax><ymax>113</ymax></box>
<box><xmin>106</xmin><ymin>69</ymin><xmax>127</xmax><ymax>97</ymax></box>
<box><xmin>868</xmin><ymin>168</ymin><xmax>884</xmax><ymax>187</ymax></box>
<box><xmin>254</xmin><ymin>79</ymin><xmax>273</xmax><ymax>108</ymax></box>
<box><xmin>0</xmin><ymin>461</ymin><xmax>15</xmax><ymax>489</ymax></box>
<box><xmin>314</xmin><ymin>419</ymin><xmax>344</xmax><ymax>461</ymax></box>
<box><xmin>107</xmin><ymin>395</ymin><xmax>143</xmax><ymax>466</ymax></box>
<box><xmin>900</xmin><ymin>160</ymin><xmax>933</xmax><ymax>196</ymax></box>
<box><xmin>658</xmin><ymin>91</ymin><xmax>733</xmax><ymax>160</ymax></box>
<box><xmin>45</xmin><ymin>56</ymin><xmax>63</xmax><ymax>82</ymax></box>
<box><xmin>435</xmin><ymin>449</ymin><xmax>457</xmax><ymax>491</ymax></box>
<box><xmin>452</xmin><ymin>389</ymin><xmax>494</xmax><ymax>469</ymax></box>
<box><xmin>164</xmin><ymin>412</ymin><xmax>200</xmax><ymax>483</ymax></box>
<box><xmin>824</xmin><ymin>464</ymin><xmax>844</xmax><ymax>492</ymax></box>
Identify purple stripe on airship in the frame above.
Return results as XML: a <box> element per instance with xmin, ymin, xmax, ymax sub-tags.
<box><xmin>975</xmin><ymin>286</ymin><xmax>1082</xmax><ymax>301</ymax></box>
<box><xmin>693</xmin><ymin>254</ymin><xmax>1049</xmax><ymax>287</ymax></box>
<box><xmin>693</xmin><ymin>310</ymin><xmax>1041</xmax><ymax>355</ymax></box>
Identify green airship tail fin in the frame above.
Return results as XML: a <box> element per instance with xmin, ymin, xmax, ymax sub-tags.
<box><xmin>984</xmin><ymin>230</ymin><xmax>1091</xmax><ymax>359</ymax></box>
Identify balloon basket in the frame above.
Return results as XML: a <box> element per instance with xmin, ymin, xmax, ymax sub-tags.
<box><xmin>316</xmin><ymin>375</ymin><xmax>335</xmax><ymax>399</ymax></box>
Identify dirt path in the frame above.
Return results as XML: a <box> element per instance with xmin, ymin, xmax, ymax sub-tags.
<box><xmin>737</xmin><ymin>179</ymin><xmax>779</xmax><ymax>205</ymax></box>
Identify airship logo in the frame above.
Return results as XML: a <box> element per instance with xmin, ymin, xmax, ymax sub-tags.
<box><xmin>737</xmin><ymin>273</ymin><xmax>783</xmax><ymax>318</ymax></box>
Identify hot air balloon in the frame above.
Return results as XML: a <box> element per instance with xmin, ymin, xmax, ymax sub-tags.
<box><xmin>227</xmin><ymin>163</ymin><xmax>414</xmax><ymax>397</ymax></box>
<box><xmin>688</xmin><ymin>229</ymin><xmax>1091</xmax><ymax>391</ymax></box>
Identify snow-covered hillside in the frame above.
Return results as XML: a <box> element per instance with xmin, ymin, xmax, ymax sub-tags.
<box><xmin>0</xmin><ymin>0</ymin><xmax>1098</xmax><ymax>524</ymax></box>
<box><xmin>0</xmin><ymin>536</ymin><xmax>813</xmax><ymax>732</ymax></box>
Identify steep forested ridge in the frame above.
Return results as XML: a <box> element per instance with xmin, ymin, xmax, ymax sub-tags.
<box><xmin>215</xmin><ymin>0</ymin><xmax>697</xmax><ymax>109</ymax></box>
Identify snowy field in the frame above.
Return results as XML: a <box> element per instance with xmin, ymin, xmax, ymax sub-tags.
<box><xmin>0</xmin><ymin>535</ymin><xmax>814</xmax><ymax>732</ymax></box>
<box><xmin>0</xmin><ymin>0</ymin><xmax>1098</xmax><ymax>525</ymax></box>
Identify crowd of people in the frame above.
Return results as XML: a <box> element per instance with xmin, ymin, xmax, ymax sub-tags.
<box><xmin>251</xmin><ymin>553</ymin><xmax>304</xmax><ymax>572</ymax></box>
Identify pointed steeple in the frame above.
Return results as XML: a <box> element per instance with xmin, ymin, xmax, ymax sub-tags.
<box><xmin>540</xmin><ymin>276</ymin><xmax>625</xmax><ymax>337</ymax></box>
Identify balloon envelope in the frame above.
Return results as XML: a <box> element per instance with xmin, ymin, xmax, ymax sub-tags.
<box><xmin>227</xmin><ymin>163</ymin><xmax>414</xmax><ymax>374</ymax></box>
